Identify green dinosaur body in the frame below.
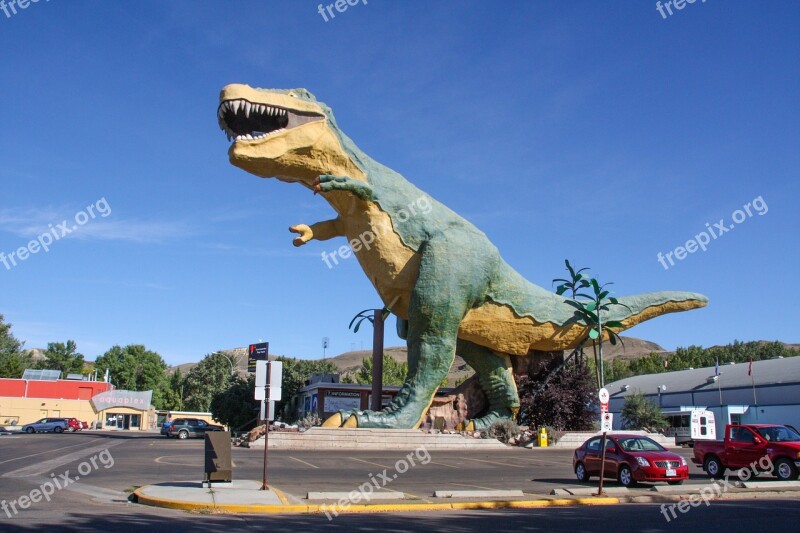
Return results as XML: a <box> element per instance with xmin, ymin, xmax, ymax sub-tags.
<box><xmin>218</xmin><ymin>85</ymin><xmax>708</xmax><ymax>429</ymax></box>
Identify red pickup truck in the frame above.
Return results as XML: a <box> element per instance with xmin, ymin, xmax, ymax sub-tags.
<box><xmin>692</xmin><ymin>424</ymin><xmax>800</xmax><ymax>481</ymax></box>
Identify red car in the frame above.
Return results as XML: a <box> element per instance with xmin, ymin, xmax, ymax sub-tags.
<box><xmin>63</xmin><ymin>418</ymin><xmax>83</xmax><ymax>432</ymax></box>
<box><xmin>573</xmin><ymin>434</ymin><xmax>689</xmax><ymax>487</ymax></box>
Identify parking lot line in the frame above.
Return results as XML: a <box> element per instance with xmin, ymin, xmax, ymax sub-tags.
<box><xmin>288</xmin><ymin>456</ymin><xmax>320</xmax><ymax>469</ymax></box>
<box><xmin>0</xmin><ymin>439</ymin><xmax>92</xmax><ymax>466</ymax></box>
<box><xmin>449</xmin><ymin>481</ymin><xmax>498</xmax><ymax>490</ymax></box>
<box><xmin>348</xmin><ymin>457</ymin><xmax>392</xmax><ymax>469</ymax></box>
<box><xmin>454</xmin><ymin>456</ymin><xmax>520</xmax><ymax>468</ymax></box>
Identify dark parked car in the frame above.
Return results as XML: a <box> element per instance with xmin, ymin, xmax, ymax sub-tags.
<box><xmin>573</xmin><ymin>434</ymin><xmax>689</xmax><ymax>487</ymax></box>
<box><xmin>169</xmin><ymin>418</ymin><xmax>224</xmax><ymax>440</ymax></box>
<box><xmin>22</xmin><ymin>418</ymin><xmax>69</xmax><ymax>434</ymax></box>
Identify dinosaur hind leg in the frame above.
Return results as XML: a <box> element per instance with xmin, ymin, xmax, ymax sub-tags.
<box><xmin>456</xmin><ymin>340</ymin><xmax>520</xmax><ymax>431</ymax></box>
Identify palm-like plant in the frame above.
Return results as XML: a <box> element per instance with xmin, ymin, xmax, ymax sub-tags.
<box><xmin>557</xmin><ymin>260</ymin><xmax>630</xmax><ymax>388</ymax></box>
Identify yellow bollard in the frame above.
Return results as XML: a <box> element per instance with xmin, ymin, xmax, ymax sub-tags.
<box><xmin>538</xmin><ymin>427</ymin><xmax>548</xmax><ymax>447</ymax></box>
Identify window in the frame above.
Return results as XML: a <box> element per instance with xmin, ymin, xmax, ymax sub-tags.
<box><xmin>730</xmin><ymin>427</ymin><xmax>755</xmax><ymax>443</ymax></box>
<box><xmin>586</xmin><ymin>438</ymin><xmax>601</xmax><ymax>452</ymax></box>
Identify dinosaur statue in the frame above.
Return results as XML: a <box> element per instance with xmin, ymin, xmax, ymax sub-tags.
<box><xmin>217</xmin><ymin>84</ymin><xmax>708</xmax><ymax>430</ymax></box>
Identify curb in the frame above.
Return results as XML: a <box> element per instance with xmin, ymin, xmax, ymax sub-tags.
<box><xmin>133</xmin><ymin>487</ymin><xmax>621</xmax><ymax>515</ymax></box>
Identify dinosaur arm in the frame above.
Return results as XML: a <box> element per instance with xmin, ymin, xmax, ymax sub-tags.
<box><xmin>313</xmin><ymin>174</ymin><xmax>375</xmax><ymax>201</ymax></box>
<box><xmin>289</xmin><ymin>217</ymin><xmax>344</xmax><ymax>247</ymax></box>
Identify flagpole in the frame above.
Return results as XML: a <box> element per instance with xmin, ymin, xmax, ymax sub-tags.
<box><xmin>750</xmin><ymin>358</ymin><xmax>758</xmax><ymax>419</ymax></box>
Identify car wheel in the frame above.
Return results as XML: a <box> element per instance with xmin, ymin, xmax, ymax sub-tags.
<box><xmin>25</xmin><ymin>427</ymin><xmax>35</xmax><ymax>434</ymax></box>
<box><xmin>575</xmin><ymin>462</ymin><xmax>590</xmax><ymax>482</ymax></box>
<box><xmin>618</xmin><ymin>465</ymin><xmax>637</xmax><ymax>487</ymax></box>
<box><xmin>54</xmin><ymin>426</ymin><xmax>64</xmax><ymax>434</ymax></box>
<box><xmin>178</xmin><ymin>430</ymin><xmax>189</xmax><ymax>440</ymax></box>
<box><xmin>704</xmin><ymin>456</ymin><xmax>725</xmax><ymax>479</ymax></box>
<box><xmin>774</xmin><ymin>458</ymin><xmax>799</xmax><ymax>481</ymax></box>
<box><xmin>667</xmin><ymin>480</ymin><xmax>684</xmax><ymax>486</ymax></box>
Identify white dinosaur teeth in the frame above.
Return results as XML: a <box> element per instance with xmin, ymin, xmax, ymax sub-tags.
<box><xmin>244</xmin><ymin>102</ymin><xmax>252</xmax><ymax>116</ymax></box>
<box><xmin>232</xmin><ymin>101</ymin><xmax>241</xmax><ymax>114</ymax></box>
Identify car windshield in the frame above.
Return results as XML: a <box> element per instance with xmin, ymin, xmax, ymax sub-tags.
<box><xmin>617</xmin><ymin>437</ymin><xmax>666</xmax><ymax>452</ymax></box>
<box><xmin>756</xmin><ymin>426</ymin><xmax>800</xmax><ymax>443</ymax></box>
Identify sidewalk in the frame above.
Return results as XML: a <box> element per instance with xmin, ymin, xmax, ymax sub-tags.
<box><xmin>133</xmin><ymin>480</ymin><xmax>800</xmax><ymax>516</ymax></box>
<box><xmin>134</xmin><ymin>481</ymin><xmax>619</xmax><ymax>514</ymax></box>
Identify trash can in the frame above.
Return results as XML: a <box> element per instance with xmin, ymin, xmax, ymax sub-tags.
<box><xmin>538</xmin><ymin>427</ymin><xmax>548</xmax><ymax>447</ymax></box>
<box><xmin>204</xmin><ymin>431</ymin><xmax>232</xmax><ymax>485</ymax></box>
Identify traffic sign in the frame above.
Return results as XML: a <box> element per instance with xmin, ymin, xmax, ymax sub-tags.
<box><xmin>255</xmin><ymin>360</ymin><xmax>283</xmax><ymax>401</ymax></box>
<box><xmin>248</xmin><ymin>342</ymin><xmax>269</xmax><ymax>373</ymax></box>
<box><xmin>598</xmin><ymin>387</ymin><xmax>610</xmax><ymax>404</ymax></box>
<box><xmin>601</xmin><ymin>412</ymin><xmax>613</xmax><ymax>432</ymax></box>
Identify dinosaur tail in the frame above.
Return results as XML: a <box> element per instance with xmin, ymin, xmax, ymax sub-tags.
<box><xmin>605</xmin><ymin>291</ymin><xmax>708</xmax><ymax>330</ymax></box>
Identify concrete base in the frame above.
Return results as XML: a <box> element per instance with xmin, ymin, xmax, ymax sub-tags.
<box><xmin>434</xmin><ymin>490</ymin><xmax>525</xmax><ymax>498</ymax></box>
<box><xmin>247</xmin><ymin>427</ymin><xmax>507</xmax><ymax>450</ymax></box>
<box><xmin>135</xmin><ymin>480</ymin><xmax>285</xmax><ymax>510</ymax></box>
<box><xmin>550</xmin><ymin>487</ymin><xmax>630</xmax><ymax>496</ymax></box>
<box><xmin>553</xmin><ymin>431</ymin><xmax>676</xmax><ymax>448</ymax></box>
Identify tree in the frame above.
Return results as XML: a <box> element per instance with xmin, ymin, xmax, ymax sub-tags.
<box><xmin>274</xmin><ymin>356</ymin><xmax>338</xmax><ymax>421</ymax></box>
<box><xmin>211</xmin><ymin>375</ymin><xmax>260</xmax><ymax>431</ymax></box>
<box><xmin>153</xmin><ymin>368</ymin><xmax>186</xmax><ymax>411</ymax></box>
<box><xmin>517</xmin><ymin>357</ymin><xmax>596</xmax><ymax>431</ymax></box>
<box><xmin>38</xmin><ymin>340</ymin><xmax>84</xmax><ymax>376</ymax></box>
<box><xmin>0</xmin><ymin>314</ymin><xmax>30</xmax><ymax>378</ymax></box>
<box><xmin>183</xmin><ymin>352</ymin><xmax>236</xmax><ymax>412</ymax></box>
<box><xmin>344</xmin><ymin>354</ymin><xmax>408</xmax><ymax>386</ymax></box>
<box><xmin>621</xmin><ymin>391</ymin><xmax>668</xmax><ymax>432</ymax></box>
<box><xmin>94</xmin><ymin>345</ymin><xmax>167</xmax><ymax>392</ymax></box>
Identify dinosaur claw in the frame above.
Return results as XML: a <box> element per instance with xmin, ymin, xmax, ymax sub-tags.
<box><xmin>342</xmin><ymin>415</ymin><xmax>359</xmax><ymax>428</ymax></box>
<box><xmin>321</xmin><ymin>413</ymin><xmax>343</xmax><ymax>427</ymax></box>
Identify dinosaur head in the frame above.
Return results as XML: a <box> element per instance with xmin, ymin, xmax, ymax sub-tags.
<box><xmin>218</xmin><ymin>84</ymin><xmax>364</xmax><ymax>185</ymax></box>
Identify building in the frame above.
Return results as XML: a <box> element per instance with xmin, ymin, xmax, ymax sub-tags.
<box><xmin>296</xmin><ymin>373</ymin><xmax>455</xmax><ymax>421</ymax></box>
<box><xmin>0</xmin><ymin>372</ymin><xmax>155</xmax><ymax>430</ymax></box>
<box><xmin>606</xmin><ymin>356</ymin><xmax>800</xmax><ymax>436</ymax></box>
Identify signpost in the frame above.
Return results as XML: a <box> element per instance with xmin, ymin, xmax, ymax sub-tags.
<box><xmin>254</xmin><ymin>358</ymin><xmax>282</xmax><ymax>490</ymax></box>
<box><xmin>597</xmin><ymin>388</ymin><xmax>610</xmax><ymax>496</ymax></box>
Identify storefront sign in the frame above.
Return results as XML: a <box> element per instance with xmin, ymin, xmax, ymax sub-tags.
<box><xmin>91</xmin><ymin>390</ymin><xmax>153</xmax><ymax>411</ymax></box>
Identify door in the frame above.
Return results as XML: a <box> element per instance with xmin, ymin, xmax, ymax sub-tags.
<box><xmin>726</xmin><ymin>426</ymin><xmax>764</xmax><ymax>468</ymax></box>
<box><xmin>583</xmin><ymin>437</ymin><xmax>602</xmax><ymax>475</ymax></box>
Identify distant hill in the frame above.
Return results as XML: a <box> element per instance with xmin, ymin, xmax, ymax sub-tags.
<box><xmin>163</xmin><ymin>338</ymin><xmax>798</xmax><ymax>384</ymax></box>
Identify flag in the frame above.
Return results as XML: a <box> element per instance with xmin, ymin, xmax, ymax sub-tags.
<box><xmin>714</xmin><ymin>359</ymin><xmax>719</xmax><ymax>377</ymax></box>
<box><xmin>748</xmin><ymin>357</ymin><xmax>753</xmax><ymax>376</ymax></box>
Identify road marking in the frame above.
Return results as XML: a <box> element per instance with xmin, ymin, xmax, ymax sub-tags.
<box><xmin>449</xmin><ymin>481</ymin><xmax>497</xmax><ymax>490</ymax></box>
<box><xmin>289</xmin><ymin>456</ymin><xmax>320</xmax><ymax>469</ymax></box>
<box><xmin>348</xmin><ymin>457</ymin><xmax>392</xmax><ymax>469</ymax></box>
<box><xmin>3</xmin><ymin>440</ymin><xmax>124</xmax><ymax>478</ymax></box>
<box><xmin>428</xmin><ymin>460</ymin><xmax>460</xmax><ymax>469</ymax></box>
<box><xmin>0</xmin><ymin>439</ymin><xmax>95</xmax><ymax>466</ymax></box>
<box><xmin>455</xmin><ymin>456</ymin><xmax>519</xmax><ymax>468</ymax></box>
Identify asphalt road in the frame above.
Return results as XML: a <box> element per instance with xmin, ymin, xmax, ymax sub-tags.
<box><xmin>1</xmin><ymin>431</ymin><xmax>798</xmax><ymax>532</ymax></box>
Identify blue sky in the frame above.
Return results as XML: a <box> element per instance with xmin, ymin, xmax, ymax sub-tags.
<box><xmin>0</xmin><ymin>1</ymin><xmax>797</xmax><ymax>366</ymax></box>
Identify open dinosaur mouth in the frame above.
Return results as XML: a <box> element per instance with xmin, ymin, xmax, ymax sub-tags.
<box><xmin>218</xmin><ymin>98</ymin><xmax>324</xmax><ymax>142</ymax></box>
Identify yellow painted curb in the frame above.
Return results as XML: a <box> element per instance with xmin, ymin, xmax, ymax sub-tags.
<box><xmin>133</xmin><ymin>487</ymin><xmax>621</xmax><ymax>515</ymax></box>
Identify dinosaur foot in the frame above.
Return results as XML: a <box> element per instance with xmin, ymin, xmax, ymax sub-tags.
<box><xmin>321</xmin><ymin>408</ymin><xmax>422</xmax><ymax>429</ymax></box>
<box><xmin>457</xmin><ymin>408</ymin><xmax>515</xmax><ymax>432</ymax></box>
